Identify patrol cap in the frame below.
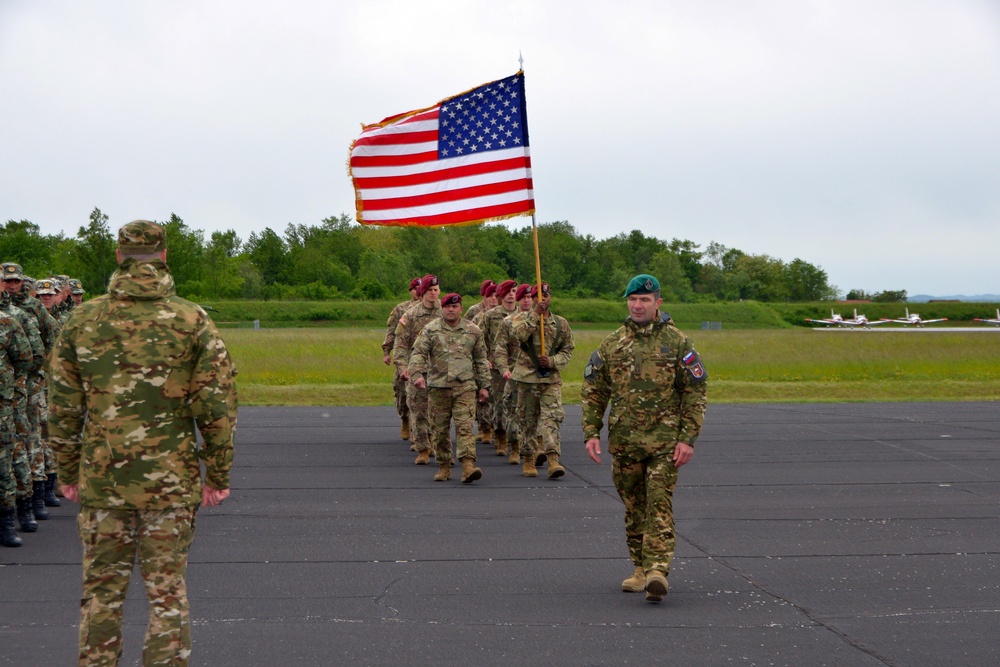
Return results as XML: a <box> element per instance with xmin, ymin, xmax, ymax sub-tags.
<box><xmin>68</xmin><ymin>279</ymin><xmax>85</xmax><ymax>294</ymax></box>
<box><xmin>118</xmin><ymin>220</ymin><xmax>166</xmax><ymax>255</ymax></box>
<box><xmin>1</xmin><ymin>263</ymin><xmax>24</xmax><ymax>281</ymax></box>
<box><xmin>35</xmin><ymin>279</ymin><xmax>58</xmax><ymax>296</ymax></box>
<box><xmin>47</xmin><ymin>277</ymin><xmax>64</xmax><ymax>292</ymax></box>
<box><xmin>479</xmin><ymin>279</ymin><xmax>496</xmax><ymax>297</ymax></box>
<box><xmin>496</xmin><ymin>279</ymin><xmax>517</xmax><ymax>299</ymax></box>
<box><xmin>440</xmin><ymin>293</ymin><xmax>462</xmax><ymax>306</ymax></box>
<box><xmin>416</xmin><ymin>274</ymin><xmax>439</xmax><ymax>296</ymax></box>
<box><xmin>514</xmin><ymin>283</ymin><xmax>531</xmax><ymax>300</ymax></box>
<box><xmin>23</xmin><ymin>276</ymin><xmax>35</xmax><ymax>289</ymax></box>
<box><xmin>529</xmin><ymin>282</ymin><xmax>550</xmax><ymax>298</ymax></box>
<box><xmin>409</xmin><ymin>277</ymin><xmax>421</xmax><ymax>291</ymax></box>
<box><xmin>623</xmin><ymin>274</ymin><xmax>660</xmax><ymax>297</ymax></box>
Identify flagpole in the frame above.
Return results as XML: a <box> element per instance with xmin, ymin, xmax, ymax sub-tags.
<box><xmin>531</xmin><ymin>213</ymin><xmax>547</xmax><ymax>356</ymax></box>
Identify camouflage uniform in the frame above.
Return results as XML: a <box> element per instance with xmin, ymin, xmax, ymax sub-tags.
<box><xmin>382</xmin><ymin>297</ymin><xmax>417</xmax><ymax>430</ymax></box>
<box><xmin>48</xmin><ymin>221</ymin><xmax>238</xmax><ymax>667</ymax></box>
<box><xmin>581</xmin><ymin>312</ymin><xmax>707</xmax><ymax>578</ymax></box>
<box><xmin>467</xmin><ymin>295</ymin><xmax>493</xmax><ymax>442</ymax></box>
<box><xmin>463</xmin><ymin>299</ymin><xmax>487</xmax><ymax>324</ymax></box>
<box><xmin>508</xmin><ymin>310</ymin><xmax>574</xmax><ymax>460</ymax></box>
<box><xmin>407</xmin><ymin>317</ymin><xmax>490</xmax><ymax>464</ymax></box>
<box><xmin>0</xmin><ymin>312</ymin><xmax>32</xmax><ymax>515</ymax></box>
<box><xmin>475</xmin><ymin>303</ymin><xmax>519</xmax><ymax>446</ymax></box>
<box><xmin>392</xmin><ymin>300</ymin><xmax>442</xmax><ymax>455</ymax></box>
<box><xmin>491</xmin><ymin>307</ymin><xmax>531</xmax><ymax>452</ymax></box>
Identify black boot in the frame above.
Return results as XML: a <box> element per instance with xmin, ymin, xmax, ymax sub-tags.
<box><xmin>0</xmin><ymin>507</ymin><xmax>22</xmax><ymax>547</ymax></box>
<box><xmin>44</xmin><ymin>473</ymin><xmax>61</xmax><ymax>507</ymax></box>
<box><xmin>32</xmin><ymin>481</ymin><xmax>49</xmax><ymax>520</ymax></box>
<box><xmin>15</xmin><ymin>496</ymin><xmax>37</xmax><ymax>533</ymax></box>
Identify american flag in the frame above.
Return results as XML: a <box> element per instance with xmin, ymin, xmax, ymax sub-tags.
<box><xmin>349</xmin><ymin>72</ymin><xmax>535</xmax><ymax>227</ymax></box>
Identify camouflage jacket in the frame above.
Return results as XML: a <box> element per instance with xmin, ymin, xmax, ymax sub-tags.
<box><xmin>581</xmin><ymin>313</ymin><xmax>707</xmax><ymax>458</ymax></box>
<box><xmin>47</xmin><ymin>259</ymin><xmax>238</xmax><ymax>510</ymax></box>
<box><xmin>507</xmin><ymin>310</ymin><xmax>574</xmax><ymax>384</ymax></box>
<box><xmin>0</xmin><ymin>313</ymin><xmax>32</xmax><ymax>401</ymax></box>
<box><xmin>463</xmin><ymin>299</ymin><xmax>487</xmax><ymax>323</ymax></box>
<box><xmin>491</xmin><ymin>309</ymin><xmax>531</xmax><ymax>375</ymax></box>
<box><xmin>10</xmin><ymin>292</ymin><xmax>58</xmax><ymax>354</ymax></box>
<box><xmin>475</xmin><ymin>304</ymin><xmax>518</xmax><ymax>366</ymax></box>
<box><xmin>381</xmin><ymin>298</ymin><xmax>418</xmax><ymax>357</ymax></box>
<box><xmin>407</xmin><ymin>318</ymin><xmax>490</xmax><ymax>393</ymax></box>
<box><xmin>392</xmin><ymin>300</ymin><xmax>442</xmax><ymax>372</ymax></box>
<box><xmin>1</xmin><ymin>302</ymin><xmax>46</xmax><ymax>390</ymax></box>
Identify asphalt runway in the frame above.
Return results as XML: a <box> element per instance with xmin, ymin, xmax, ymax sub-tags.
<box><xmin>3</xmin><ymin>402</ymin><xmax>999</xmax><ymax>666</ymax></box>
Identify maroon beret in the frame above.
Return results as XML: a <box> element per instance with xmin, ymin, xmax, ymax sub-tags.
<box><xmin>441</xmin><ymin>293</ymin><xmax>462</xmax><ymax>306</ymax></box>
<box><xmin>409</xmin><ymin>277</ymin><xmax>421</xmax><ymax>290</ymax></box>
<box><xmin>479</xmin><ymin>279</ymin><xmax>496</xmax><ymax>296</ymax></box>
<box><xmin>496</xmin><ymin>279</ymin><xmax>517</xmax><ymax>299</ymax></box>
<box><xmin>529</xmin><ymin>282</ymin><xmax>550</xmax><ymax>298</ymax></box>
<box><xmin>416</xmin><ymin>274</ymin><xmax>439</xmax><ymax>296</ymax></box>
<box><xmin>484</xmin><ymin>284</ymin><xmax>497</xmax><ymax>297</ymax></box>
<box><xmin>514</xmin><ymin>283</ymin><xmax>531</xmax><ymax>300</ymax></box>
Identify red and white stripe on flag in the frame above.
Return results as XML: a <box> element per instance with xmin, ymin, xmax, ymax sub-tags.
<box><xmin>349</xmin><ymin>72</ymin><xmax>535</xmax><ymax>227</ymax></box>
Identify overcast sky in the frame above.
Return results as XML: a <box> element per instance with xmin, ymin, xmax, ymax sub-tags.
<box><xmin>2</xmin><ymin>1</ymin><xmax>998</xmax><ymax>296</ymax></box>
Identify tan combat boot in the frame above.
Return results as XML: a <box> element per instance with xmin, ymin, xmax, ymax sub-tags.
<box><xmin>495</xmin><ymin>430</ymin><xmax>508</xmax><ymax>456</ymax></box>
<box><xmin>507</xmin><ymin>441</ymin><xmax>521</xmax><ymax>465</ymax></box>
<box><xmin>433</xmin><ymin>463</ymin><xmax>451</xmax><ymax>482</ymax></box>
<box><xmin>460</xmin><ymin>457</ymin><xmax>482</xmax><ymax>483</ymax></box>
<box><xmin>481</xmin><ymin>427</ymin><xmax>493</xmax><ymax>445</ymax></box>
<box><xmin>400</xmin><ymin>418</ymin><xmax>411</xmax><ymax>441</ymax></box>
<box><xmin>535</xmin><ymin>437</ymin><xmax>546</xmax><ymax>466</ymax></box>
<box><xmin>546</xmin><ymin>452</ymin><xmax>565</xmax><ymax>479</ymax></box>
<box><xmin>414</xmin><ymin>450</ymin><xmax>430</xmax><ymax>465</ymax></box>
<box><xmin>522</xmin><ymin>457</ymin><xmax>538</xmax><ymax>478</ymax></box>
<box><xmin>622</xmin><ymin>566</ymin><xmax>645</xmax><ymax>592</ymax></box>
<box><xmin>645</xmin><ymin>570</ymin><xmax>668</xmax><ymax>603</ymax></box>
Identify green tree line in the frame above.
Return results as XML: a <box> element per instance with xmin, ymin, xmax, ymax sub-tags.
<box><xmin>3</xmin><ymin>207</ymin><xmax>851</xmax><ymax>302</ymax></box>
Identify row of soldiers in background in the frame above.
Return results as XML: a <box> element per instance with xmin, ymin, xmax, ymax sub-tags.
<box><xmin>382</xmin><ymin>274</ymin><xmax>574</xmax><ymax>483</ymax></box>
<box><xmin>0</xmin><ymin>263</ymin><xmax>87</xmax><ymax>547</ymax></box>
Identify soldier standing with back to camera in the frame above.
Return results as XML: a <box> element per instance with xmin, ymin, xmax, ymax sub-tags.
<box><xmin>48</xmin><ymin>220</ymin><xmax>238</xmax><ymax>666</ymax></box>
<box><xmin>581</xmin><ymin>274</ymin><xmax>708</xmax><ymax>603</ymax></box>
<box><xmin>383</xmin><ymin>277</ymin><xmax>421</xmax><ymax>443</ymax></box>
<box><xmin>392</xmin><ymin>275</ymin><xmax>442</xmax><ymax>465</ymax></box>
<box><xmin>408</xmin><ymin>293</ymin><xmax>490</xmax><ymax>483</ymax></box>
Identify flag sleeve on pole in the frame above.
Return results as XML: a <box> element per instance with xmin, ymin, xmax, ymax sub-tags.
<box><xmin>348</xmin><ymin>72</ymin><xmax>535</xmax><ymax>227</ymax></box>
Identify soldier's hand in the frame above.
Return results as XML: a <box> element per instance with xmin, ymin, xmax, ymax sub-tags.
<box><xmin>61</xmin><ymin>483</ymin><xmax>80</xmax><ymax>504</ymax></box>
<box><xmin>673</xmin><ymin>442</ymin><xmax>694</xmax><ymax>467</ymax></box>
<box><xmin>502</xmin><ymin>370</ymin><xmax>512</xmax><ymax>381</ymax></box>
<box><xmin>478</xmin><ymin>388</ymin><xmax>490</xmax><ymax>403</ymax></box>
<box><xmin>413</xmin><ymin>377</ymin><xmax>426</xmax><ymax>389</ymax></box>
<box><xmin>401</xmin><ymin>370</ymin><xmax>410</xmax><ymax>380</ymax></box>
<box><xmin>202</xmin><ymin>486</ymin><xmax>230</xmax><ymax>507</ymax></box>
<box><xmin>586</xmin><ymin>438</ymin><xmax>602</xmax><ymax>464</ymax></box>
<box><xmin>383</xmin><ymin>353</ymin><xmax>391</xmax><ymax>365</ymax></box>
<box><xmin>537</xmin><ymin>355</ymin><xmax>550</xmax><ymax>368</ymax></box>
<box><xmin>534</xmin><ymin>301</ymin><xmax>547</xmax><ymax>315</ymax></box>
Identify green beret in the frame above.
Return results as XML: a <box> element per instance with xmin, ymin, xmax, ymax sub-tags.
<box><xmin>623</xmin><ymin>274</ymin><xmax>660</xmax><ymax>297</ymax></box>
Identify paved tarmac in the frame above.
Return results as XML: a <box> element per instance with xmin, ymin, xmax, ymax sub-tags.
<box><xmin>3</xmin><ymin>402</ymin><xmax>999</xmax><ymax>666</ymax></box>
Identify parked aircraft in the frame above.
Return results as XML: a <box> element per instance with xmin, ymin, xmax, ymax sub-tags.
<box><xmin>973</xmin><ymin>309</ymin><xmax>1000</xmax><ymax>326</ymax></box>
<box><xmin>880</xmin><ymin>308</ymin><xmax>948</xmax><ymax>327</ymax></box>
<box><xmin>805</xmin><ymin>309</ymin><xmax>890</xmax><ymax>329</ymax></box>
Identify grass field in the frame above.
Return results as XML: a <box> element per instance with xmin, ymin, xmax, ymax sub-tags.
<box><xmin>224</xmin><ymin>327</ymin><xmax>1000</xmax><ymax>405</ymax></box>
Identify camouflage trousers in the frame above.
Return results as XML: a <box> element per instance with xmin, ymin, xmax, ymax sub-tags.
<box><xmin>392</xmin><ymin>368</ymin><xmax>409</xmax><ymax>424</ymax></box>
<box><xmin>428</xmin><ymin>387</ymin><xmax>477</xmax><ymax>464</ymax></box>
<box><xmin>475</xmin><ymin>395</ymin><xmax>491</xmax><ymax>436</ymax></box>
<box><xmin>32</xmin><ymin>389</ymin><xmax>56</xmax><ymax>475</ymax></box>
<box><xmin>515</xmin><ymin>382</ymin><xmax>564</xmax><ymax>458</ymax></box>
<box><xmin>77</xmin><ymin>505</ymin><xmax>197</xmax><ymax>667</ymax></box>
<box><xmin>0</xmin><ymin>400</ymin><xmax>15</xmax><ymax>508</ymax></box>
<box><xmin>611</xmin><ymin>451</ymin><xmax>680</xmax><ymax>576</ymax></box>
<box><xmin>501</xmin><ymin>380</ymin><xmax>519</xmax><ymax>445</ymax></box>
<box><xmin>489</xmin><ymin>369</ymin><xmax>508</xmax><ymax>435</ymax></box>
<box><xmin>405</xmin><ymin>381</ymin><xmax>430</xmax><ymax>453</ymax></box>
<box><xmin>13</xmin><ymin>392</ymin><xmax>44</xmax><ymax>482</ymax></box>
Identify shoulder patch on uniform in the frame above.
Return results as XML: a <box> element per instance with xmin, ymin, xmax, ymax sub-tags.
<box><xmin>398</xmin><ymin>315</ymin><xmax>408</xmax><ymax>327</ymax></box>
<box><xmin>583</xmin><ymin>349</ymin><xmax>604</xmax><ymax>383</ymax></box>
<box><xmin>682</xmin><ymin>350</ymin><xmax>707</xmax><ymax>383</ymax></box>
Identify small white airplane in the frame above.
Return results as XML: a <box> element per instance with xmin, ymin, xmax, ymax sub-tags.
<box><xmin>805</xmin><ymin>309</ymin><xmax>891</xmax><ymax>329</ymax></box>
<box><xmin>880</xmin><ymin>308</ymin><xmax>948</xmax><ymax>327</ymax></box>
<box><xmin>973</xmin><ymin>309</ymin><xmax>1000</xmax><ymax>326</ymax></box>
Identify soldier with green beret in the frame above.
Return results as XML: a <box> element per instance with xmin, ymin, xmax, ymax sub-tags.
<box><xmin>48</xmin><ymin>220</ymin><xmax>238</xmax><ymax>665</ymax></box>
<box><xmin>581</xmin><ymin>274</ymin><xmax>708</xmax><ymax>603</ymax></box>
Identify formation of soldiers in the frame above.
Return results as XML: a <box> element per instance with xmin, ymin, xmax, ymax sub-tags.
<box><xmin>383</xmin><ymin>275</ymin><xmax>574</xmax><ymax>483</ymax></box>
<box><xmin>0</xmin><ymin>263</ymin><xmax>85</xmax><ymax>547</ymax></box>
